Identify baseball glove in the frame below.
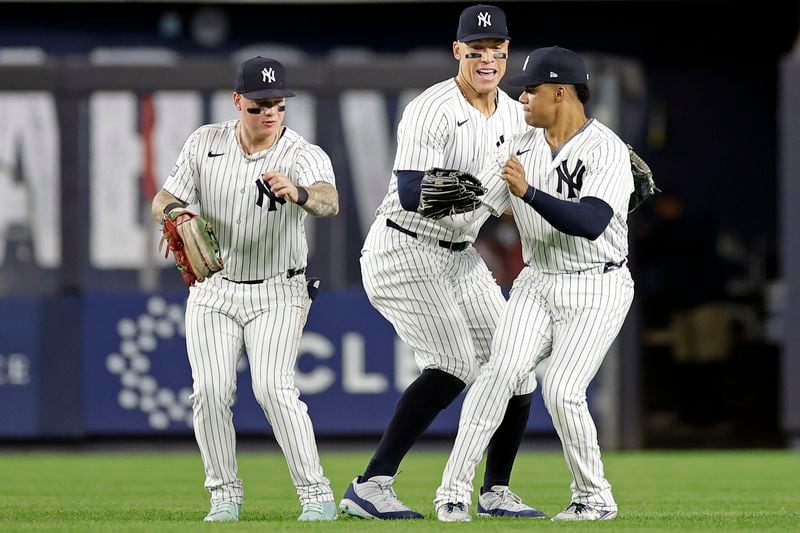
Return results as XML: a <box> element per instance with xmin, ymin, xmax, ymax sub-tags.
<box><xmin>627</xmin><ymin>144</ymin><xmax>660</xmax><ymax>213</ymax></box>
<box><xmin>159</xmin><ymin>207</ymin><xmax>223</xmax><ymax>286</ymax></box>
<box><xmin>418</xmin><ymin>168</ymin><xmax>486</xmax><ymax>220</ymax></box>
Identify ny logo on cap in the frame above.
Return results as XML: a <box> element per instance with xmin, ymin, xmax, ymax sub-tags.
<box><xmin>477</xmin><ymin>11</ymin><xmax>492</xmax><ymax>27</ymax></box>
<box><xmin>522</xmin><ymin>56</ymin><xmax>530</xmax><ymax>71</ymax></box>
<box><xmin>262</xmin><ymin>67</ymin><xmax>275</xmax><ymax>83</ymax></box>
<box><xmin>550</xmin><ymin>71</ymin><xmax>558</xmax><ymax>78</ymax></box>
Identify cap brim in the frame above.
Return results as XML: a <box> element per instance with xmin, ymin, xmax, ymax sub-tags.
<box><xmin>240</xmin><ymin>89</ymin><xmax>296</xmax><ymax>99</ymax></box>
<box><xmin>458</xmin><ymin>33</ymin><xmax>510</xmax><ymax>43</ymax></box>
<box><xmin>505</xmin><ymin>74</ymin><xmax>542</xmax><ymax>87</ymax></box>
<box><xmin>505</xmin><ymin>74</ymin><xmax>587</xmax><ymax>87</ymax></box>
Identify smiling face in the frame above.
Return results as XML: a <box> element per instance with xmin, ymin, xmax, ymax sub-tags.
<box><xmin>453</xmin><ymin>38</ymin><xmax>509</xmax><ymax>95</ymax></box>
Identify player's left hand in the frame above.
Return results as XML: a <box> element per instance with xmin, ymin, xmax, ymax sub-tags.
<box><xmin>501</xmin><ymin>155</ymin><xmax>527</xmax><ymax>197</ymax></box>
<box><xmin>263</xmin><ymin>172</ymin><xmax>301</xmax><ymax>203</ymax></box>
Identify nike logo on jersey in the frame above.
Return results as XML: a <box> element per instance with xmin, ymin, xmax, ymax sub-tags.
<box><xmin>457</xmin><ymin>119</ymin><xmax>470</xmax><ymax>127</ymax></box>
<box><xmin>516</xmin><ymin>148</ymin><xmax>532</xmax><ymax>156</ymax></box>
<box><xmin>207</xmin><ymin>151</ymin><xmax>225</xmax><ymax>157</ymax></box>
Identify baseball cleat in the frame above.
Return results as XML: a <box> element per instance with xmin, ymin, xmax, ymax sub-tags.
<box><xmin>436</xmin><ymin>502</ymin><xmax>472</xmax><ymax>522</ymax></box>
<box><xmin>298</xmin><ymin>500</ymin><xmax>338</xmax><ymax>521</ymax></box>
<box><xmin>338</xmin><ymin>475</ymin><xmax>423</xmax><ymax>519</ymax></box>
<box><xmin>477</xmin><ymin>485</ymin><xmax>547</xmax><ymax>518</ymax></box>
<box><xmin>203</xmin><ymin>501</ymin><xmax>240</xmax><ymax>522</ymax></box>
<box><xmin>551</xmin><ymin>502</ymin><xmax>618</xmax><ymax>521</ymax></box>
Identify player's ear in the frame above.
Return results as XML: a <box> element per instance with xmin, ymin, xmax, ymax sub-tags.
<box><xmin>232</xmin><ymin>92</ymin><xmax>242</xmax><ymax>111</ymax></box>
<box><xmin>452</xmin><ymin>41</ymin><xmax>462</xmax><ymax>60</ymax></box>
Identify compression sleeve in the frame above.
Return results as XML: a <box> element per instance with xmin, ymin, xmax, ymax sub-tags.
<box><xmin>522</xmin><ymin>186</ymin><xmax>613</xmax><ymax>240</ymax></box>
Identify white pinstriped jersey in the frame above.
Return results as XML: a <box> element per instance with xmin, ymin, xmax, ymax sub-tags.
<box><xmin>374</xmin><ymin>78</ymin><xmax>527</xmax><ymax>243</ymax></box>
<box><xmin>480</xmin><ymin>119</ymin><xmax>633</xmax><ymax>272</ymax></box>
<box><xmin>163</xmin><ymin>120</ymin><xmax>335</xmax><ymax>281</ymax></box>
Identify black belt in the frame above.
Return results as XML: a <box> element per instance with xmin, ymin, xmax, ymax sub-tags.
<box><xmin>603</xmin><ymin>260</ymin><xmax>626</xmax><ymax>273</ymax></box>
<box><xmin>386</xmin><ymin>219</ymin><xmax>469</xmax><ymax>252</ymax></box>
<box><xmin>223</xmin><ymin>267</ymin><xmax>306</xmax><ymax>284</ymax></box>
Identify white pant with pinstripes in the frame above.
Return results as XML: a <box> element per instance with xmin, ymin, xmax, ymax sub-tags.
<box><xmin>185</xmin><ymin>273</ymin><xmax>334</xmax><ymax>507</ymax></box>
<box><xmin>436</xmin><ymin>265</ymin><xmax>634</xmax><ymax>510</ymax></box>
<box><xmin>361</xmin><ymin>217</ymin><xmax>536</xmax><ymax>393</ymax></box>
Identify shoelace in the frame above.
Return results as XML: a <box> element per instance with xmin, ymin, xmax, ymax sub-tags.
<box><xmin>496</xmin><ymin>488</ymin><xmax>523</xmax><ymax>505</ymax></box>
<box><xmin>209</xmin><ymin>502</ymin><xmax>237</xmax><ymax>516</ymax></box>
<box><xmin>572</xmin><ymin>502</ymin><xmax>590</xmax><ymax>514</ymax></box>
<box><xmin>302</xmin><ymin>502</ymin><xmax>326</xmax><ymax>514</ymax></box>
<box><xmin>446</xmin><ymin>503</ymin><xmax>467</xmax><ymax>513</ymax></box>
<box><xmin>372</xmin><ymin>475</ymin><xmax>410</xmax><ymax>512</ymax></box>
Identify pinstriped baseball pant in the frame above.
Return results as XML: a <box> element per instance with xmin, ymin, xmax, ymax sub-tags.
<box><xmin>185</xmin><ymin>274</ymin><xmax>333</xmax><ymax>506</ymax></box>
<box><xmin>437</xmin><ymin>265</ymin><xmax>634</xmax><ymax>510</ymax></box>
<box><xmin>360</xmin><ymin>219</ymin><xmax>536</xmax><ymax>394</ymax></box>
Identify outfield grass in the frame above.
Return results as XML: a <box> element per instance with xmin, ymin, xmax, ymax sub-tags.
<box><xmin>0</xmin><ymin>449</ymin><xmax>798</xmax><ymax>531</ymax></box>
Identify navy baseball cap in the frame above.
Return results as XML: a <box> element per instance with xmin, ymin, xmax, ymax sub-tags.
<box><xmin>506</xmin><ymin>46</ymin><xmax>589</xmax><ymax>87</ymax></box>
<box><xmin>235</xmin><ymin>56</ymin><xmax>296</xmax><ymax>100</ymax></box>
<box><xmin>457</xmin><ymin>4</ymin><xmax>509</xmax><ymax>42</ymax></box>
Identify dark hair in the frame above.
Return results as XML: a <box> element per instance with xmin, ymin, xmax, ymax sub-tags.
<box><xmin>574</xmin><ymin>84</ymin><xmax>591</xmax><ymax>104</ymax></box>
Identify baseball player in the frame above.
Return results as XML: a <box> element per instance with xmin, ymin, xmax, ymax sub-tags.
<box><xmin>150</xmin><ymin>56</ymin><xmax>339</xmax><ymax>522</ymax></box>
<box><xmin>339</xmin><ymin>4</ymin><xmax>545</xmax><ymax>521</ymax></box>
<box><xmin>433</xmin><ymin>46</ymin><xmax>635</xmax><ymax>521</ymax></box>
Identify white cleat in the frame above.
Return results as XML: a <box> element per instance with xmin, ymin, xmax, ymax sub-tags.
<box><xmin>339</xmin><ymin>475</ymin><xmax>423</xmax><ymax>519</ymax></box>
<box><xmin>298</xmin><ymin>500</ymin><xmax>337</xmax><ymax>521</ymax></box>
<box><xmin>203</xmin><ymin>501</ymin><xmax>240</xmax><ymax>522</ymax></box>
<box><xmin>477</xmin><ymin>485</ymin><xmax>546</xmax><ymax>518</ymax></box>
<box><xmin>436</xmin><ymin>502</ymin><xmax>472</xmax><ymax>522</ymax></box>
<box><xmin>551</xmin><ymin>502</ymin><xmax>618</xmax><ymax>521</ymax></box>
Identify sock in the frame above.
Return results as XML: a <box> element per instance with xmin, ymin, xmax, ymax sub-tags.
<box><xmin>483</xmin><ymin>392</ymin><xmax>533</xmax><ymax>491</ymax></box>
<box><xmin>363</xmin><ymin>369</ymin><xmax>465</xmax><ymax>480</ymax></box>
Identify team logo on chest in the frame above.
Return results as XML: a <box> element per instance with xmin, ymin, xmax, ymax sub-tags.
<box><xmin>555</xmin><ymin>159</ymin><xmax>585</xmax><ymax>199</ymax></box>
<box><xmin>255</xmin><ymin>179</ymin><xmax>286</xmax><ymax>211</ymax></box>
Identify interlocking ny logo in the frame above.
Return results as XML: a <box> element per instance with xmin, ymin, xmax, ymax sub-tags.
<box><xmin>262</xmin><ymin>67</ymin><xmax>275</xmax><ymax>83</ymax></box>
<box><xmin>255</xmin><ymin>179</ymin><xmax>286</xmax><ymax>211</ymax></box>
<box><xmin>477</xmin><ymin>11</ymin><xmax>492</xmax><ymax>27</ymax></box>
<box><xmin>555</xmin><ymin>159</ymin><xmax>585</xmax><ymax>199</ymax></box>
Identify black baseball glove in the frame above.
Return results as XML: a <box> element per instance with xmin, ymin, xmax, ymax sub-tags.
<box><xmin>627</xmin><ymin>144</ymin><xmax>660</xmax><ymax>213</ymax></box>
<box><xmin>418</xmin><ymin>168</ymin><xmax>486</xmax><ymax>220</ymax></box>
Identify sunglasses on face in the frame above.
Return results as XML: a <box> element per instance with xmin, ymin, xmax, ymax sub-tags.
<box><xmin>245</xmin><ymin>102</ymin><xmax>286</xmax><ymax>114</ymax></box>
<box><xmin>465</xmin><ymin>51</ymin><xmax>508</xmax><ymax>60</ymax></box>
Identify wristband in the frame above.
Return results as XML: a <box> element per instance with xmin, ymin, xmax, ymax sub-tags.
<box><xmin>296</xmin><ymin>186</ymin><xmax>309</xmax><ymax>206</ymax></box>
<box><xmin>163</xmin><ymin>202</ymin><xmax>185</xmax><ymax>216</ymax></box>
<box><xmin>522</xmin><ymin>185</ymin><xmax>537</xmax><ymax>205</ymax></box>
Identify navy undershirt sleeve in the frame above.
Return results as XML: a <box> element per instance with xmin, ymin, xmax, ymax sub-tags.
<box><xmin>396</xmin><ymin>170</ymin><xmax>425</xmax><ymax>211</ymax></box>
<box><xmin>522</xmin><ymin>185</ymin><xmax>613</xmax><ymax>240</ymax></box>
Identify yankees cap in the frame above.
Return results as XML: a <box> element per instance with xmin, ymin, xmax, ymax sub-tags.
<box><xmin>506</xmin><ymin>46</ymin><xmax>589</xmax><ymax>87</ymax></box>
<box><xmin>457</xmin><ymin>4</ymin><xmax>510</xmax><ymax>42</ymax></box>
<box><xmin>235</xmin><ymin>56</ymin><xmax>296</xmax><ymax>100</ymax></box>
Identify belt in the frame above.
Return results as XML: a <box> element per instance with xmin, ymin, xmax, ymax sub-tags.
<box><xmin>386</xmin><ymin>218</ymin><xmax>469</xmax><ymax>252</ymax></box>
<box><xmin>603</xmin><ymin>260</ymin><xmax>626</xmax><ymax>273</ymax></box>
<box><xmin>223</xmin><ymin>267</ymin><xmax>306</xmax><ymax>284</ymax></box>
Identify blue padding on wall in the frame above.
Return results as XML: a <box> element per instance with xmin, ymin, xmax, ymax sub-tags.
<box><xmin>0</xmin><ymin>298</ymin><xmax>41</xmax><ymax>437</ymax></box>
<box><xmin>81</xmin><ymin>289</ymin><xmax>554</xmax><ymax>436</ymax></box>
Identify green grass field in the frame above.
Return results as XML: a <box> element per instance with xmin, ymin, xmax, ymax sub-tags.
<box><xmin>1</xmin><ymin>449</ymin><xmax>798</xmax><ymax>531</ymax></box>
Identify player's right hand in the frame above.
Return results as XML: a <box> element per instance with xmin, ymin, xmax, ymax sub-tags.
<box><xmin>501</xmin><ymin>155</ymin><xmax>527</xmax><ymax>197</ymax></box>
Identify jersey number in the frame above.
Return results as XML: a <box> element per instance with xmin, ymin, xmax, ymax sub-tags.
<box><xmin>255</xmin><ymin>179</ymin><xmax>286</xmax><ymax>211</ymax></box>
